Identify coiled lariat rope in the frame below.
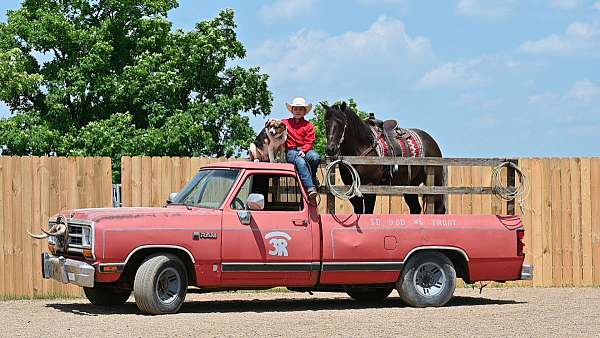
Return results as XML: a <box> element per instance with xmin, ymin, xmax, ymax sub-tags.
<box><xmin>325</xmin><ymin>159</ymin><xmax>365</xmax><ymax>211</ymax></box>
<box><xmin>491</xmin><ymin>161</ymin><xmax>529</xmax><ymax>213</ymax></box>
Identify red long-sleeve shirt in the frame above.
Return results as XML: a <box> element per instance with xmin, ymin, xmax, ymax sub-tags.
<box><xmin>282</xmin><ymin>117</ymin><xmax>316</xmax><ymax>153</ymax></box>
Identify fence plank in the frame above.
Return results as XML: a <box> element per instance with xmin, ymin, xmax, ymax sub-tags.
<box><xmin>0</xmin><ymin>158</ymin><xmax>5</xmax><ymax>297</ymax></box>
<box><xmin>131</xmin><ymin>157</ymin><xmax>142</xmax><ymax>206</ymax></box>
<box><xmin>541</xmin><ymin>159</ymin><xmax>553</xmax><ymax>286</ymax></box>
<box><xmin>580</xmin><ymin>158</ymin><xmax>593</xmax><ymax>285</ymax></box>
<box><xmin>530</xmin><ymin>159</ymin><xmax>543</xmax><ymax>286</ymax></box>
<box><xmin>590</xmin><ymin>158</ymin><xmax>600</xmax><ymax>285</ymax></box>
<box><xmin>471</xmin><ymin>166</ymin><xmax>482</xmax><ymax>215</ymax></box>
<box><xmin>570</xmin><ymin>158</ymin><xmax>583</xmax><ymax>286</ymax></box>
<box><xmin>151</xmin><ymin>157</ymin><xmax>162</xmax><ymax>207</ymax></box>
<box><xmin>560</xmin><ymin>158</ymin><xmax>573</xmax><ymax>285</ymax></box>
<box><xmin>551</xmin><ymin>159</ymin><xmax>563</xmax><ymax>286</ymax></box>
<box><xmin>21</xmin><ymin>156</ymin><xmax>33</xmax><ymax>297</ymax></box>
<box><xmin>3</xmin><ymin>157</ymin><xmax>14</xmax><ymax>297</ymax></box>
<box><xmin>12</xmin><ymin>157</ymin><xmax>24</xmax><ymax>297</ymax></box>
<box><xmin>121</xmin><ymin>156</ymin><xmax>131</xmax><ymax>207</ymax></box>
<box><xmin>141</xmin><ymin>156</ymin><xmax>152</xmax><ymax>207</ymax></box>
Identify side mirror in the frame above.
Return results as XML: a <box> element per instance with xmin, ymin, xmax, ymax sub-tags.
<box><xmin>166</xmin><ymin>192</ymin><xmax>178</xmax><ymax>204</ymax></box>
<box><xmin>246</xmin><ymin>193</ymin><xmax>265</xmax><ymax>211</ymax></box>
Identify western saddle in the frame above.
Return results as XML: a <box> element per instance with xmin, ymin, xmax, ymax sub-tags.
<box><xmin>365</xmin><ymin>113</ymin><xmax>409</xmax><ymax>158</ymax></box>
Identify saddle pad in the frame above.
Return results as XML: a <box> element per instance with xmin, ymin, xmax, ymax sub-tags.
<box><xmin>376</xmin><ymin>129</ymin><xmax>424</xmax><ymax>158</ymax></box>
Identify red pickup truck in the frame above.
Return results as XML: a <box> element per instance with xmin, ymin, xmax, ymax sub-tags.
<box><xmin>40</xmin><ymin>161</ymin><xmax>532</xmax><ymax>314</ymax></box>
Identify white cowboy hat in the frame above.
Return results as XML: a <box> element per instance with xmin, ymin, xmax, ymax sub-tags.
<box><xmin>286</xmin><ymin>97</ymin><xmax>313</xmax><ymax>113</ymax></box>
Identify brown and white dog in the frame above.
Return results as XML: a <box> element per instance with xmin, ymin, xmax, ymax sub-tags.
<box><xmin>249</xmin><ymin>119</ymin><xmax>287</xmax><ymax>163</ymax></box>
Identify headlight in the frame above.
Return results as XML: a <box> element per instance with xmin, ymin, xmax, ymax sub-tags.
<box><xmin>82</xmin><ymin>227</ymin><xmax>92</xmax><ymax>247</ymax></box>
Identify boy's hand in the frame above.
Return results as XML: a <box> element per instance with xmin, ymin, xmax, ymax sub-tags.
<box><xmin>298</xmin><ymin>150</ymin><xmax>305</xmax><ymax>158</ymax></box>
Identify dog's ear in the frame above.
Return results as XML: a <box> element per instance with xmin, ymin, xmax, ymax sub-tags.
<box><xmin>265</xmin><ymin>119</ymin><xmax>272</xmax><ymax>128</ymax></box>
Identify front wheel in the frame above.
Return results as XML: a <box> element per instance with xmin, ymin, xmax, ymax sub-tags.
<box><xmin>346</xmin><ymin>287</ymin><xmax>394</xmax><ymax>301</ymax></box>
<box><xmin>133</xmin><ymin>254</ymin><xmax>188</xmax><ymax>315</ymax></box>
<box><xmin>397</xmin><ymin>252</ymin><xmax>456</xmax><ymax>307</ymax></box>
<box><xmin>83</xmin><ymin>286</ymin><xmax>131</xmax><ymax>306</ymax></box>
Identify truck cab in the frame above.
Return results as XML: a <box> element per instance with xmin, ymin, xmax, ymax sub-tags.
<box><xmin>40</xmin><ymin>161</ymin><xmax>532</xmax><ymax>314</ymax></box>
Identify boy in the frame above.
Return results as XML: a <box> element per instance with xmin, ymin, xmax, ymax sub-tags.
<box><xmin>282</xmin><ymin>97</ymin><xmax>321</xmax><ymax>200</ymax></box>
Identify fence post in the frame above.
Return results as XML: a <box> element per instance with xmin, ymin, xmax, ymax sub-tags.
<box><xmin>507</xmin><ymin>160</ymin><xmax>517</xmax><ymax>215</ymax></box>
<box><xmin>425</xmin><ymin>166</ymin><xmax>435</xmax><ymax>214</ymax></box>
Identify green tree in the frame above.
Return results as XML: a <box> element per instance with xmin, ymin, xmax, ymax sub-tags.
<box><xmin>0</xmin><ymin>1</ymin><xmax>271</xmax><ymax>179</ymax></box>
<box><xmin>310</xmin><ymin>98</ymin><xmax>369</xmax><ymax>155</ymax></box>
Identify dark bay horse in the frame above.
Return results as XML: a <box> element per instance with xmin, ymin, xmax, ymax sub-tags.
<box><xmin>324</xmin><ymin>102</ymin><xmax>446</xmax><ymax>214</ymax></box>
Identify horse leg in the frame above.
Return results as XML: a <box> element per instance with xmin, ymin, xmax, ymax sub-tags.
<box><xmin>363</xmin><ymin>194</ymin><xmax>376</xmax><ymax>214</ymax></box>
<box><xmin>434</xmin><ymin>165</ymin><xmax>446</xmax><ymax>214</ymax></box>
<box><xmin>404</xmin><ymin>194</ymin><xmax>422</xmax><ymax>214</ymax></box>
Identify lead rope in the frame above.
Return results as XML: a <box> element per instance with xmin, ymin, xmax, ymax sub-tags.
<box><xmin>491</xmin><ymin>161</ymin><xmax>529</xmax><ymax>214</ymax></box>
<box><xmin>325</xmin><ymin>159</ymin><xmax>365</xmax><ymax>212</ymax></box>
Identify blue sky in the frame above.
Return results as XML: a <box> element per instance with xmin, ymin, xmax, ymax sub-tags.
<box><xmin>2</xmin><ymin>0</ymin><xmax>600</xmax><ymax>157</ymax></box>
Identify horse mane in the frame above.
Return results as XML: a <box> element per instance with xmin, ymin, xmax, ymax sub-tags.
<box><xmin>335</xmin><ymin>103</ymin><xmax>374</xmax><ymax>147</ymax></box>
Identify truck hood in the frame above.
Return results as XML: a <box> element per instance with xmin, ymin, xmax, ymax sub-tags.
<box><xmin>65</xmin><ymin>206</ymin><xmax>220</xmax><ymax>223</ymax></box>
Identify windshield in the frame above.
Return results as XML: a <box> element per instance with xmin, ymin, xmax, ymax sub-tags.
<box><xmin>172</xmin><ymin>168</ymin><xmax>240</xmax><ymax>209</ymax></box>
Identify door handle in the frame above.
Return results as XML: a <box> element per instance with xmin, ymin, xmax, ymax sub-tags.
<box><xmin>292</xmin><ymin>219</ymin><xmax>307</xmax><ymax>226</ymax></box>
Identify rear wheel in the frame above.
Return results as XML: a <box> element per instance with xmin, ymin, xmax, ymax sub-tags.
<box><xmin>83</xmin><ymin>286</ymin><xmax>131</xmax><ymax>306</ymax></box>
<box><xmin>133</xmin><ymin>254</ymin><xmax>188</xmax><ymax>315</ymax></box>
<box><xmin>346</xmin><ymin>287</ymin><xmax>394</xmax><ymax>301</ymax></box>
<box><xmin>397</xmin><ymin>252</ymin><xmax>456</xmax><ymax>307</ymax></box>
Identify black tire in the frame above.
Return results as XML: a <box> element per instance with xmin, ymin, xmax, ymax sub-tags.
<box><xmin>83</xmin><ymin>286</ymin><xmax>131</xmax><ymax>306</ymax></box>
<box><xmin>133</xmin><ymin>254</ymin><xmax>188</xmax><ymax>315</ymax></box>
<box><xmin>346</xmin><ymin>287</ymin><xmax>394</xmax><ymax>301</ymax></box>
<box><xmin>397</xmin><ymin>252</ymin><xmax>456</xmax><ymax>307</ymax></box>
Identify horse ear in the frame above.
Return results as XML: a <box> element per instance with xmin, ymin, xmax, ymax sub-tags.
<box><xmin>320</xmin><ymin>101</ymin><xmax>329</xmax><ymax>110</ymax></box>
<box><xmin>340</xmin><ymin>101</ymin><xmax>347</xmax><ymax>111</ymax></box>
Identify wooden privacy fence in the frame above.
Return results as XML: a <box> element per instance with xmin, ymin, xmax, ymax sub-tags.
<box><xmin>0</xmin><ymin>156</ymin><xmax>112</xmax><ymax>299</ymax></box>
<box><xmin>0</xmin><ymin>156</ymin><xmax>598</xmax><ymax>298</ymax></box>
<box><xmin>121</xmin><ymin>156</ymin><xmax>600</xmax><ymax>287</ymax></box>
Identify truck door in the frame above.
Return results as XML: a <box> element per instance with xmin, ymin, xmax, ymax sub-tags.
<box><xmin>221</xmin><ymin>171</ymin><xmax>316</xmax><ymax>286</ymax></box>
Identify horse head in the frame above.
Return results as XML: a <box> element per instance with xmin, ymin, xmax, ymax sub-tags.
<box><xmin>324</xmin><ymin>101</ymin><xmax>349</xmax><ymax>156</ymax></box>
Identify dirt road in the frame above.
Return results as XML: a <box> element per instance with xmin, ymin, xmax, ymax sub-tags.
<box><xmin>3</xmin><ymin>288</ymin><xmax>599</xmax><ymax>337</ymax></box>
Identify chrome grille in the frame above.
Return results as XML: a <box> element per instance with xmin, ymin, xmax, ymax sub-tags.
<box><xmin>48</xmin><ymin>219</ymin><xmax>93</xmax><ymax>256</ymax></box>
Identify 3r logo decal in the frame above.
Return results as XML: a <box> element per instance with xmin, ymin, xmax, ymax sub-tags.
<box><xmin>265</xmin><ymin>231</ymin><xmax>292</xmax><ymax>257</ymax></box>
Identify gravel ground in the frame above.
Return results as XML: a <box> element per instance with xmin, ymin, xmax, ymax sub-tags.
<box><xmin>3</xmin><ymin>288</ymin><xmax>599</xmax><ymax>337</ymax></box>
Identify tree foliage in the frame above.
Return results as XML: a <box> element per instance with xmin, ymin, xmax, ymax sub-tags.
<box><xmin>0</xmin><ymin>1</ymin><xmax>272</xmax><ymax>179</ymax></box>
<box><xmin>309</xmin><ymin>98</ymin><xmax>369</xmax><ymax>155</ymax></box>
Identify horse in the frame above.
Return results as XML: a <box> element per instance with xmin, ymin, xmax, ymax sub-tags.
<box><xmin>323</xmin><ymin>101</ymin><xmax>446</xmax><ymax>215</ymax></box>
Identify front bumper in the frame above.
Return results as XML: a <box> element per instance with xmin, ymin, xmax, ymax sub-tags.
<box><xmin>41</xmin><ymin>252</ymin><xmax>95</xmax><ymax>288</ymax></box>
<box><xmin>521</xmin><ymin>264</ymin><xmax>534</xmax><ymax>280</ymax></box>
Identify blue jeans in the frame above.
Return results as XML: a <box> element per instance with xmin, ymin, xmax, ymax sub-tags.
<box><xmin>287</xmin><ymin>149</ymin><xmax>321</xmax><ymax>190</ymax></box>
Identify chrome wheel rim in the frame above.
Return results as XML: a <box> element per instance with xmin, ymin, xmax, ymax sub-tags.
<box><xmin>156</xmin><ymin>267</ymin><xmax>181</xmax><ymax>304</ymax></box>
<box><xmin>413</xmin><ymin>262</ymin><xmax>446</xmax><ymax>298</ymax></box>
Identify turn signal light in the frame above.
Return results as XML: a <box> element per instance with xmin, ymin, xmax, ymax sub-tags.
<box><xmin>83</xmin><ymin>249</ymin><xmax>94</xmax><ymax>259</ymax></box>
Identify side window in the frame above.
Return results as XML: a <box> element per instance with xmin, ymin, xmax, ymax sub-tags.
<box><xmin>231</xmin><ymin>173</ymin><xmax>304</xmax><ymax>211</ymax></box>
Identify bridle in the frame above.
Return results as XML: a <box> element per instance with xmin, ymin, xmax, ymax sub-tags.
<box><xmin>329</xmin><ymin>117</ymin><xmax>379</xmax><ymax>157</ymax></box>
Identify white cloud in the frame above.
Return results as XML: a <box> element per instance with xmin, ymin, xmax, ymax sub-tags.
<box><xmin>551</xmin><ymin>0</ymin><xmax>581</xmax><ymax>10</ymax></box>
<box><xmin>418</xmin><ymin>55</ymin><xmax>519</xmax><ymax>89</ymax></box>
<box><xmin>254</xmin><ymin>16</ymin><xmax>434</xmax><ymax>85</ymax></box>
<box><xmin>259</xmin><ymin>0</ymin><xmax>317</xmax><ymax>22</ymax></box>
<box><xmin>528</xmin><ymin>80</ymin><xmax>600</xmax><ymax>123</ymax></box>
<box><xmin>418</xmin><ymin>59</ymin><xmax>486</xmax><ymax>88</ymax></box>
<box><xmin>568</xmin><ymin>79</ymin><xmax>600</xmax><ymax>103</ymax></box>
<box><xmin>455</xmin><ymin>0</ymin><xmax>516</xmax><ymax>19</ymax></box>
<box><xmin>519</xmin><ymin>21</ymin><xmax>600</xmax><ymax>56</ymax></box>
